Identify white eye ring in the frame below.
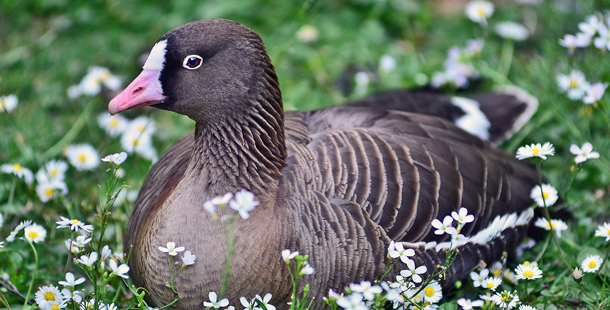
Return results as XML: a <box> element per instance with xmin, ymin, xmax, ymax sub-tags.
<box><xmin>183</xmin><ymin>55</ymin><xmax>204</xmax><ymax>70</ymax></box>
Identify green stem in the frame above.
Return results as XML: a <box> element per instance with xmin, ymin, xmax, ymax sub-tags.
<box><xmin>533</xmin><ymin>231</ymin><xmax>551</xmax><ymax>263</ymax></box>
<box><xmin>23</xmin><ymin>241</ymin><xmax>39</xmax><ymax>309</ymax></box>
<box><xmin>596</xmin><ymin>245</ymin><xmax>610</xmax><ymax>277</ymax></box>
<box><xmin>7</xmin><ymin>178</ymin><xmax>16</xmax><ymax>207</ymax></box>
<box><xmin>498</xmin><ymin>40</ymin><xmax>515</xmax><ymax>79</ymax></box>
<box><xmin>41</xmin><ymin>101</ymin><xmax>93</xmax><ymax>160</ymax></box>
<box><xmin>220</xmin><ymin>217</ymin><xmax>237</xmax><ymax>299</ymax></box>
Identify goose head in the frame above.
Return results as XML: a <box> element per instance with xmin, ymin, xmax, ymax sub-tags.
<box><xmin>109</xmin><ymin>19</ymin><xmax>282</xmax><ymax>126</ymax></box>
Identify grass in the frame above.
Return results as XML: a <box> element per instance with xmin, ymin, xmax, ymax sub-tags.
<box><xmin>2</xmin><ymin>0</ymin><xmax>610</xmax><ymax>309</ymax></box>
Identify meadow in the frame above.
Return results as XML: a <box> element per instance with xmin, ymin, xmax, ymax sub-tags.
<box><xmin>1</xmin><ymin>0</ymin><xmax>610</xmax><ymax>309</ymax></box>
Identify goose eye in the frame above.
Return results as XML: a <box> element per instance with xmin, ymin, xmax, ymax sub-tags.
<box><xmin>183</xmin><ymin>55</ymin><xmax>203</xmax><ymax>69</ymax></box>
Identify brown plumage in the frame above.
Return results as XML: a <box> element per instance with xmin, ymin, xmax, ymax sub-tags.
<box><xmin>109</xmin><ymin>19</ymin><xmax>539</xmax><ymax>309</ymax></box>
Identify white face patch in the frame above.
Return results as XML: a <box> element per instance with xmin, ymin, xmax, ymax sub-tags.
<box><xmin>451</xmin><ymin>97</ymin><xmax>491</xmax><ymax>140</ymax></box>
<box><xmin>142</xmin><ymin>39</ymin><xmax>167</xmax><ymax>93</ymax></box>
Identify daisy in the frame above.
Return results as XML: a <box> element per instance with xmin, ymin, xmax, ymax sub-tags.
<box><xmin>77</xmin><ymin>252</ymin><xmax>98</xmax><ymax>267</ymax></box>
<box><xmin>557</xmin><ymin>70</ymin><xmax>589</xmax><ymax>100</ymax></box>
<box><xmin>470</xmin><ymin>268</ymin><xmax>489</xmax><ymax>287</ymax></box>
<box><xmin>56</xmin><ymin>216</ymin><xmax>94</xmax><ymax>234</ymax></box>
<box><xmin>481</xmin><ymin>277</ymin><xmax>502</xmax><ymax>291</ymax></box>
<box><xmin>120</xmin><ymin>124</ymin><xmax>157</xmax><ymax>161</ymax></box>
<box><xmin>583</xmin><ymin>82</ymin><xmax>608</xmax><ymax>104</ymax></box>
<box><xmin>530</xmin><ymin>183</ymin><xmax>558</xmax><ymax>207</ymax></box>
<box><xmin>431</xmin><ymin>216</ymin><xmax>457</xmax><ymax>236</ymax></box>
<box><xmin>158</xmin><ymin>242</ymin><xmax>185</xmax><ymax>256</ymax></box>
<box><xmin>282</xmin><ymin>249</ymin><xmax>299</xmax><ymax>262</ymax></box>
<box><xmin>70</xmin><ymin>235</ymin><xmax>92</xmax><ymax>248</ymax></box>
<box><xmin>230</xmin><ymin>190</ymin><xmax>259</xmax><ymax>219</ymax></box>
<box><xmin>65</xmin><ymin>144</ymin><xmax>100</xmax><ymax>171</ymax></box>
<box><xmin>570</xmin><ymin>142</ymin><xmax>600</xmax><ymax>163</ymax></box>
<box><xmin>6</xmin><ymin>220</ymin><xmax>32</xmax><ymax>242</ymax></box>
<box><xmin>109</xmin><ymin>259</ymin><xmax>130</xmax><ymax>279</ymax></box>
<box><xmin>582</xmin><ymin>255</ymin><xmax>603</xmax><ymax>273</ymax></box>
<box><xmin>387</xmin><ymin>240</ymin><xmax>415</xmax><ymax>263</ymax></box>
<box><xmin>34</xmin><ymin>285</ymin><xmax>64</xmax><ymax>309</ymax></box>
<box><xmin>203</xmin><ymin>292</ymin><xmax>229</xmax><ymax>309</ymax></box>
<box><xmin>594</xmin><ymin>25</ymin><xmax>610</xmax><ymax>50</ymax></box>
<box><xmin>254</xmin><ymin>293</ymin><xmax>276</xmax><ymax>310</ymax></box>
<box><xmin>78</xmin><ymin>66</ymin><xmax>121</xmax><ymax>96</ymax></box>
<box><xmin>36</xmin><ymin>181</ymin><xmax>68</xmax><ymax>203</ymax></box>
<box><xmin>519</xmin><ymin>305</ymin><xmax>538</xmax><ymax>310</ymax></box>
<box><xmin>296</xmin><ymin>25</ymin><xmax>319</xmax><ymax>43</ymax></box>
<box><xmin>492</xmin><ymin>290</ymin><xmax>520</xmax><ymax>309</ymax></box>
<box><xmin>495</xmin><ymin>22</ymin><xmax>529</xmax><ymax>41</ymax></box>
<box><xmin>422</xmin><ymin>280</ymin><xmax>443</xmax><ymax>303</ymax></box>
<box><xmin>24</xmin><ymin>223</ymin><xmax>47</xmax><ymax>243</ymax></box>
<box><xmin>516</xmin><ymin>142</ymin><xmax>555</xmax><ymax>160</ymax></box>
<box><xmin>181</xmin><ymin>251</ymin><xmax>196</xmax><ymax>266</ymax></box>
<box><xmin>350</xmin><ymin>281</ymin><xmax>382</xmax><ymax>301</ymax></box>
<box><xmin>578</xmin><ymin>15</ymin><xmax>601</xmax><ymax>37</ymax></box>
<box><xmin>64</xmin><ymin>239</ymin><xmax>82</xmax><ymax>254</ymax></box>
<box><xmin>559</xmin><ymin>33</ymin><xmax>591</xmax><ymax>54</ymax></box>
<box><xmin>595</xmin><ymin>222</ymin><xmax>610</xmax><ymax>241</ymax></box>
<box><xmin>534</xmin><ymin>218</ymin><xmax>568</xmax><ymax>237</ymax></box>
<box><xmin>489</xmin><ymin>261</ymin><xmax>503</xmax><ymax>278</ymax></box>
<box><xmin>379</xmin><ymin>55</ymin><xmax>397</xmax><ymax>72</ymax></box>
<box><xmin>401</xmin><ymin>259</ymin><xmax>427</xmax><ymax>283</ymax></box>
<box><xmin>515</xmin><ymin>263</ymin><xmax>543</xmax><ymax>280</ymax></box>
<box><xmin>465</xmin><ymin>1</ymin><xmax>494</xmax><ymax>26</ymax></box>
<box><xmin>97</xmin><ymin>113</ymin><xmax>129</xmax><ymax>137</ymax></box>
<box><xmin>457</xmin><ymin>298</ymin><xmax>484</xmax><ymax>310</ymax></box>
<box><xmin>101</xmin><ymin>152</ymin><xmax>128</xmax><ymax>165</ymax></box>
<box><xmin>1</xmin><ymin>163</ymin><xmax>34</xmax><ymax>185</ymax></box>
<box><xmin>58</xmin><ymin>272</ymin><xmax>85</xmax><ymax>287</ymax></box>
<box><xmin>36</xmin><ymin>160</ymin><xmax>68</xmax><ymax>183</ymax></box>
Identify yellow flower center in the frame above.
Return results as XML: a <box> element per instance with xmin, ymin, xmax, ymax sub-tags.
<box><xmin>12</xmin><ymin>164</ymin><xmax>23</xmax><ymax>171</ymax></box>
<box><xmin>570</xmin><ymin>78</ymin><xmax>579</xmax><ymax>88</ymax></box>
<box><xmin>51</xmin><ymin>305</ymin><xmax>60</xmax><ymax>310</ymax></box>
<box><xmin>110</xmin><ymin>119</ymin><xmax>119</xmax><ymax>128</ymax></box>
<box><xmin>524</xmin><ymin>270</ymin><xmax>534</xmax><ymax>278</ymax></box>
<box><xmin>542</xmin><ymin>192</ymin><xmax>549</xmax><ymax>199</ymax></box>
<box><xmin>45</xmin><ymin>188</ymin><xmax>54</xmax><ymax>197</ymax></box>
<box><xmin>50</xmin><ymin>169</ymin><xmax>58</xmax><ymax>176</ymax></box>
<box><xmin>492</xmin><ymin>269</ymin><xmax>501</xmax><ymax>277</ymax></box>
<box><xmin>487</xmin><ymin>282</ymin><xmax>495</xmax><ymax>288</ymax></box>
<box><xmin>476</xmin><ymin>7</ymin><xmax>486</xmax><ymax>17</ymax></box>
<box><xmin>550</xmin><ymin>222</ymin><xmax>556</xmax><ymax>229</ymax></box>
<box><xmin>607</xmin><ymin>229</ymin><xmax>610</xmax><ymax>235</ymax></box>
<box><xmin>425</xmin><ymin>287</ymin><xmax>435</xmax><ymax>297</ymax></box>
<box><xmin>532</xmin><ymin>147</ymin><xmax>540</xmax><ymax>156</ymax></box>
<box><xmin>133</xmin><ymin>139</ymin><xmax>140</xmax><ymax>147</ymax></box>
<box><xmin>28</xmin><ymin>231</ymin><xmax>38</xmax><ymax>239</ymax></box>
<box><xmin>502</xmin><ymin>295</ymin><xmax>509</xmax><ymax>302</ymax></box>
<box><xmin>524</xmin><ymin>261</ymin><xmax>530</xmax><ymax>265</ymax></box>
<box><xmin>44</xmin><ymin>292</ymin><xmax>55</xmax><ymax>301</ymax></box>
<box><xmin>78</xmin><ymin>154</ymin><xmax>87</xmax><ymax>163</ymax></box>
<box><xmin>589</xmin><ymin>261</ymin><xmax>597</xmax><ymax>268</ymax></box>
<box><xmin>72</xmin><ymin>219</ymin><xmax>80</xmax><ymax>224</ymax></box>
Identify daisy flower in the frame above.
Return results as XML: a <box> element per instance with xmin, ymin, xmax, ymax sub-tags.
<box><xmin>530</xmin><ymin>184</ymin><xmax>558</xmax><ymax>207</ymax></box>
<box><xmin>515</xmin><ymin>263</ymin><xmax>543</xmax><ymax>280</ymax></box>
<box><xmin>24</xmin><ymin>223</ymin><xmax>47</xmax><ymax>243</ymax></box>
<box><xmin>76</xmin><ymin>66</ymin><xmax>121</xmax><ymax>96</ymax></box>
<box><xmin>65</xmin><ymin>144</ymin><xmax>100</xmax><ymax>171</ymax></box>
<box><xmin>570</xmin><ymin>142</ymin><xmax>600</xmax><ymax>163</ymax></box>
<box><xmin>97</xmin><ymin>113</ymin><xmax>129</xmax><ymax>137</ymax></box>
<box><xmin>1</xmin><ymin>163</ymin><xmax>34</xmax><ymax>185</ymax></box>
<box><xmin>56</xmin><ymin>216</ymin><xmax>94</xmax><ymax>234</ymax></box>
<box><xmin>203</xmin><ymin>292</ymin><xmax>229</xmax><ymax>309</ymax></box>
<box><xmin>101</xmin><ymin>151</ymin><xmax>128</xmax><ymax>165</ymax></box>
<box><xmin>582</xmin><ymin>255</ymin><xmax>603</xmax><ymax>273</ymax></box>
<box><xmin>481</xmin><ymin>277</ymin><xmax>502</xmax><ymax>291</ymax></box>
<box><xmin>534</xmin><ymin>218</ymin><xmax>568</xmax><ymax>237</ymax></box>
<box><xmin>34</xmin><ymin>285</ymin><xmax>64</xmax><ymax>309</ymax></box>
<box><xmin>557</xmin><ymin>70</ymin><xmax>589</xmax><ymax>100</ymax></box>
<box><xmin>495</xmin><ymin>22</ymin><xmax>529</xmax><ymax>41</ymax></box>
<box><xmin>36</xmin><ymin>160</ymin><xmax>68</xmax><ymax>183</ymax></box>
<box><xmin>578</xmin><ymin>15</ymin><xmax>601</xmax><ymax>37</ymax></box>
<box><xmin>6</xmin><ymin>220</ymin><xmax>32</xmax><ymax>242</ymax></box>
<box><xmin>457</xmin><ymin>298</ymin><xmax>484</xmax><ymax>310</ymax></box>
<box><xmin>492</xmin><ymin>290</ymin><xmax>520</xmax><ymax>309</ymax></box>
<box><xmin>594</xmin><ymin>25</ymin><xmax>610</xmax><ymax>50</ymax></box>
<box><xmin>489</xmin><ymin>261</ymin><xmax>504</xmax><ymax>278</ymax></box>
<box><xmin>559</xmin><ymin>33</ymin><xmax>591</xmax><ymax>53</ymax></box>
<box><xmin>181</xmin><ymin>251</ymin><xmax>196</xmax><ymax>266</ymax></box>
<box><xmin>595</xmin><ymin>222</ymin><xmax>610</xmax><ymax>241</ymax></box>
<box><xmin>516</xmin><ymin>142</ymin><xmax>555</xmax><ymax>160</ymax></box>
<box><xmin>519</xmin><ymin>305</ymin><xmax>538</xmax><ymax>310</ymax></box>
<box><xmin>470</xmin><ymin>268</ymin><xmax>489</xmax><ymax>287</ymax></box>
<box><xmin>583</xmin><ymin>82</ymin><xmax>608</xmax><ymax>104</ymax></box>
<box><xmin>296</xmin><ymin>25</ymin><xmax>319</xmax><ymax>43</ymax></box>
<box><xmin>36</xmin><ymin>180</ymin><xmax>68</xmax><ymax>203</ymax></box>
<box><xmin>465</xmin><ymin>1</ymin><xmax>494</xmax><ymax>26</ymax></box>
<box><xmin>120</xmin><ymin>122</ymin><xmax>157</xmax><ymax>161</ymax></box>
<box><xmin>422</xmin><ymin>280</ymin><xmax>443</xmax><ymax>303</ymax></box>
<box><xmin>431</xmin><ymin>216</ymin><xmax>457</xmax><ymax>236</ymax></box>
<box><xmin>379</xmin><ymin>55</ymin><xmax>397</xmax><ymax>72</ymax></box>
<box><xmin>230</xmin><ymin>189</ymin><xmax>259</xmax><ymax>219</ymax></box>
<box><xmin>158</xmin><ymin>242</ymin><xmax>185</xmax><ymax>256</ymax></box>
<box><xmin>70</xmin><ymin>235</ymin><xmax>92</xmax><ymax>248</ymax></box>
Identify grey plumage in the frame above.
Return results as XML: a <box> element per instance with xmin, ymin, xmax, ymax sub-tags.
<box><xmin>111</xmin><ymin>19</ymin><xmax>539</xmax><ymax>309</ymax></box>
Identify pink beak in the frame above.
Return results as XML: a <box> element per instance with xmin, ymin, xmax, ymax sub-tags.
<box><xmin>108</xmin><ymin>69</ymin><xmax>166</xmax><ymax>114</ymax></box>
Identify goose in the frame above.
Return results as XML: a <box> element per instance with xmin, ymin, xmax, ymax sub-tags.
<box><xmin>109</xmin><ymin>19</ymin><xmax>539</xmax><ymax>309</ymax></box>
